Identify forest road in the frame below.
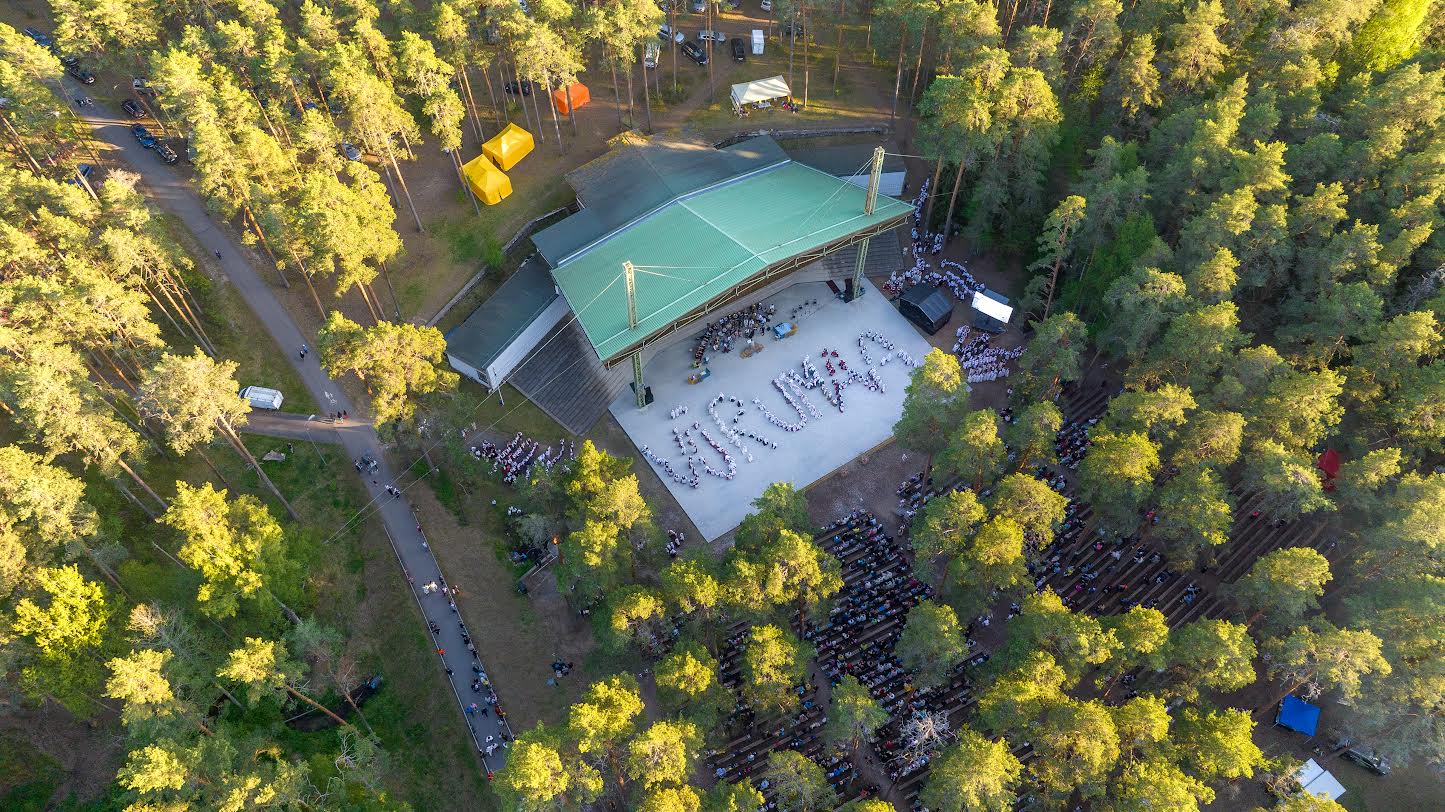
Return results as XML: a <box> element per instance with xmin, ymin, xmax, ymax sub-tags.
<box><xmin>69</xmin><ymin>94</ymin><xmax>511</xmax><ymax>776</ymax></box>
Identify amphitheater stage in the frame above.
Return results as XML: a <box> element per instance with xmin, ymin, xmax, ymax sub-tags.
<box><xmin>609</xmin><ymin>279</ymin><xmax>933</xmax><ymax>540</ymax></box>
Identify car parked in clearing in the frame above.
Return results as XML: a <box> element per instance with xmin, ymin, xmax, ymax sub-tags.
<box><xmin>760</xmin><ymin>0</ymin><xmax>772</xmax><ymax>11</ymax></box>
<box><xmin>690</xmin><ymin>0</ymin><xmax>706</xmax><ymax>11</ymax></box>
<box><xmin>341</xmin><ymin>142</ymin><xmax>363</xmax><ymax>161</ymax></box>
<box><xmin>131</xmin><ymin>124</ymin><xmax>157</xmax><ymax>149</ymax></box>
<box><xmin>698</xmin><ymin>30</ymin><xmax>728</xmax><ymax>43</ymax></box>
<box><xmin>66</xmin><ymin>163</ymin><xmax>94</xmax><ymax>188</ymax></box>
<box><xmin>681</xmin><ymin>39</ymin><xmax>708</xmax><ymax>66</ymax></box>
<box><xmin>23</xmin><ymin>27</ymin><xmax>53</xmax><ymax>49</ymax></box>
<box><xmin>503</xmin><ymin>79</ymin><xmax>533</xmax><ymax>96</ymax></box>
<box><xmin>658</xmin><ymin>25</ymin><xmax>685</xmax><ymax>43</ymax></box>
<box><xmin>132</xmin><ymin>77</ymin><xmax>159</xmax><ymax>97</ymax></box>
<box><xmin>644</xmin><ymin>41</ymin><xmax>661</xmax><ymax>69</ymax></box>
<box><xmin>65</xmin><ymin>63</ymin><xmax>96</xmax><ymax>85</ymax></box>
<box><xmin>730</xmin><ymin>37</ymin><xmax>746</xmax><ymax>62</ymax></box>
<box><xmin>121</xmin><ymin>99</ymin><xmax>145</xmax><ymax>118</ymax></box>
<box><xmin>154</xmin><ymin>143</ymin><xmax>178</xmax><ymax>165</ymax></box>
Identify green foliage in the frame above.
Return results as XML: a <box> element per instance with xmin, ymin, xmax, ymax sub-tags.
<box><xmin>919</xmin><ymin>726</ymin><xmax>1023</xmax><ymax>812</ymax></box>
<box><xmin>1164</xmin><ymin>619</ymin><xmax>1257</xmax><ymax>700</ymax></box>
<box><xmin>734</xmin><ymin>482</ymin><xmax>812</xmax><ymax>555</ymax></box>
<box><xmin>741</xmin><ymin>624</ymin><xmax>814</xmax><ymax>713</ymax></box>
<box><xmin>316</xmin><ymin>312</ymin><xmax>458</xmax><ymax>426</ymax></box>
<box><xmin>893</xmin><ymin>348</ymin><xmax>969</xmax><ymax>470</ymax></box>
<box><xmin>1076</xmin><ymin>431</ymin><xmax>1160</xmax><ymax>533</ymax></box>
<box><xmin>897</xmin><ymin>601</ymin><xmax>970</xmax><ymax>688</ymax></box>
<box><xmin>823</xmin><ymin>675</ymin><xmax>889</xmax><ymax>753</ymax></box>
<box><xmin>1230</xmin><ymin>547</ymin><xmax>1332</xmax><ymax>627</ymax></box>
<box><xmin>760</xmin><ymin>750</ymin><xmax>836</xmax><ymax>812</ymax></box>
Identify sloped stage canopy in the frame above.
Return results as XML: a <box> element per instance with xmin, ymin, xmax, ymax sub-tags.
<box><xmin>552</xmin><ymin>82</ymin><xmax>590</xmax><ymax>115</ymax></box>
<box><xmin>483</xmin><ymin>123</ymin><xmax>534</xmax><ymax>171</ymax></box>
<box><xmin>461</xmin><ymin>154</ymin><xmax>512</xmax><ymax>205</ymax></box>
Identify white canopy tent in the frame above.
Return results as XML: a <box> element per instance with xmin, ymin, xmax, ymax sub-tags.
<box><xmin>1295</xmin><ymin>759</ymin><xmax>1347</xmax><ymax>802</ymax></box>
<box><xmin>971</xmin><ymin>290</ymin><xmax>1014</xmax><ymax>323</ymax></box>
<box><xmin>731</xmin><ymin>75</ymin><xmax>792</xmax><ymax>112</ymax></box>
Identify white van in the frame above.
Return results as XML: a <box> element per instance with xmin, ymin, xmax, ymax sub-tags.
<box><xmin>644</xmin><ymin>41</ymin><xmax>660</xmax><ymax>68</ymax></box>
<box><xmin>752</xmin><ymin>29</ymin><xmax>764</xmax><ymax>55</ymax></box>
<box><xmin>240</xmin><ymin>386</ymin><xmax>284</xmax><ymax>410</ymax></box>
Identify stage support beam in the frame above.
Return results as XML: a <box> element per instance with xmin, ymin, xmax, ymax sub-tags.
<box><xmin>847</xmin><ymin>147</ymin><xmax>886</xmax><ymax>302</ymax></box>
<box><xmin>624</xmin><ymin>260</ymin><xmax>649</xmax><ymax>409</ymax></box>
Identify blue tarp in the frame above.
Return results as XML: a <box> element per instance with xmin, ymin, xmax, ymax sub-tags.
<box><xmin>1277</xmin><ymin>695</ymin><xmax>1322</xmax><ymax>736</ymax></box>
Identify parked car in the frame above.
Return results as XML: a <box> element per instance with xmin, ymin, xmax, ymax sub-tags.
<box><xmin>760</xmin><ymin>0</ymin><xmax>772</xmax><ymax>11</ymax></box>
<box><xmin>681</xmin><ymin>39</ymin><xmax>708</xmax><ymax>65</ymax></box>
<box><xmin>658</xmin><ymin>25</ymin><xmax>685</xmax><ymax>43</ymax></box>
<box><xmin>65</xmin><ymin>64</ymin><xmax>96</xmax><ymax>85</ymax></box>
<box><xmin>690</xmin><ymin>0</ymin><xmax>706</xmax><ymax>11</ymax></box>
<box><xmin>132</xmin><ymin>77</ymin><xmax>158</xmax><ymax>97</ymax></box>
<box><xmin>154</xmin><ymin>143</ymin><xmax>178</xmax><ymax>165</ymax></box>
<box><xmin>781</xmin><ymin>21</ymin><xmax>806</xmax><ymax>39</ymax></box>
<box><xmin>699</xmin><ymin>30</ymin><xmax>728</xmax><ymax>43</ymax></box>
<box><xmin>728</xmin><ymin>0</ymin><xmax>742</xmax><ymax>10</ymax></box>
<box><xmin>340</xmin><ymin>142</ymin><xmax>363</xmax><ymax>161</ymax></box>
<box><xmin>503</xmin><ymin>79</ymin><xmax>532</xmax><ymax>96</ymax></box>
<box><xmin>644</xmin><ymin>41</ymin><xmax>661</xmax><ymax>69</ymax></box>
<box><xmin>730</xmin><ymin>37</ymin><xmax>746</xmax><ymax>62</ymax></box>
<box><xmin>66</xmin><ymin>163</ymin><xmax>94</xmax><ymax>187</ymax></box>
<box><xmin>121</xmin><ymin>98</ymin><xmax>145</xmax><ymax>118</ymax></box>
<box><xmin>130</xmin><ymin>124</ymin><xmax>157</xmax><ymax>149</ymax></box>
<box><xmin>22</xmin><ymin>27</ymin><xmax>53</xmax><ymax>49</ymax></box>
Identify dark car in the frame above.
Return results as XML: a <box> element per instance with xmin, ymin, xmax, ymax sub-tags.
<box><xmin>65</xmin><ymin>64</ymin><xmax>96</xmax><ymax>85</ymax></box>
<box><xmin>681</xmin><ymin>39</ymin><xmax>708</xmax><ymax>66</ymax></box>
<box><xmin>154</xmin><ymin>144</ymin><xmax>178</xmax><ymax>165</ymax></box>
<box><xmin>66</xmin><ymin>163</ymin><xmax>94</xmax><ymax>187</ymax></box>
<box><xmin>120</xmin><ymin>99</ymin><xmax>144</xmax><ymax>118</ymax></box>
<box><xmin>130</xmin><ymin>124</ymin><xmax>157</xmax><ymax>149</ymax></box>
<box><xmin>22</xmin><ymin>27</ymin><xmax>53</xmax><ymax>49</ymax></box>
<box><xmin>730</xmin><ymin>37</ymin><xmax>746</xmax><ymax>62</ymax></box>
<box><xmin>781</xmin><ymin>21</ymin><xmax>806</xmax><ymax>39</ymax></box>
<box><xmin>503</xmin><ymin>80</ymin><xmax>532</xmax><ymax>96</ymax></box>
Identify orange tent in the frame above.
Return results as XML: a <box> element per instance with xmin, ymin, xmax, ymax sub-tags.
<box><xmin>552</xmin><ymin>82</ymin><xmax>590</xmax><ymax>115</ymax></box>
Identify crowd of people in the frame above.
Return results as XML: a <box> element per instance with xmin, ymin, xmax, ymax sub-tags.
<box><xmin>951</xmin><ymin>325</ymin><xmax>1023</xmax><ymax>384</ymax></box>
<box><xmin>469</xmin><ymin>434</ymin><xmax>574</xmax><ymax>485</ymax></box>
<box><xmin>691</xmin><ymin>303</ymin><xmax>779</xmax><ymax>366</ymax></box>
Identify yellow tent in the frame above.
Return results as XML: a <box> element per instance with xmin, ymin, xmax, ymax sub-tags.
<box><xmin>461</xmin><ymin>153</ymin><xmax>512</xmax><ymax>205</ymax></box>
<box><xmin>482</xmin><ymin>123</ymin><xmax>534</xmax><ymax>171</ymax></box>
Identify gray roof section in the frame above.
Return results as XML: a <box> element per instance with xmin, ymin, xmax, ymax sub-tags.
<box><xmin>782</xmin><ymin>140</ymin><xmax>905</xmax><ymax>179</ymax></box>
<box><xmin>530</xmin><ymin>136</ymin><xmax>791</xmax><ymax>267</ymax></box>
<box><xmin>444</xmin><ymin>255</ymin><xmax>558</xmax><ymax>372</ymax></box>
<box><xmin>901</xmin><ymin>282</ymin><xmax>955</xmax><ymax>323</ymax></box>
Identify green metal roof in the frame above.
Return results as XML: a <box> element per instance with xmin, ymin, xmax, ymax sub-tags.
<box><xmin>549</xmin><ymin>161</ymin><xmax>913</xmax><ymax>363</ymax></box>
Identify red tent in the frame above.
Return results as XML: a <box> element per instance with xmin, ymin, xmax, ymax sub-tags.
<box><xmin>1317</xmin><ymin>448</ymin><xmax>1341</xmax><ymax>490</ymax></box>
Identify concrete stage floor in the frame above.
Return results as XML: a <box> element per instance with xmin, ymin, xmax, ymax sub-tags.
<box><xmin>609</xmin><ymin>280</ymin><xmax>934</xmax><ymax>540</ymax></box>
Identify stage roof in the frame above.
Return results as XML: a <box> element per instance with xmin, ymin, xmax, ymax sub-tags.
<box><xmin>533</xmin><ymin>136</ymin><xmax>790</xmax><ymax>267</ymax></box>
<box><xmin>543</xmin><ymin>158</ymin><xmax>913</xmax><ymax>363</ymax></box>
